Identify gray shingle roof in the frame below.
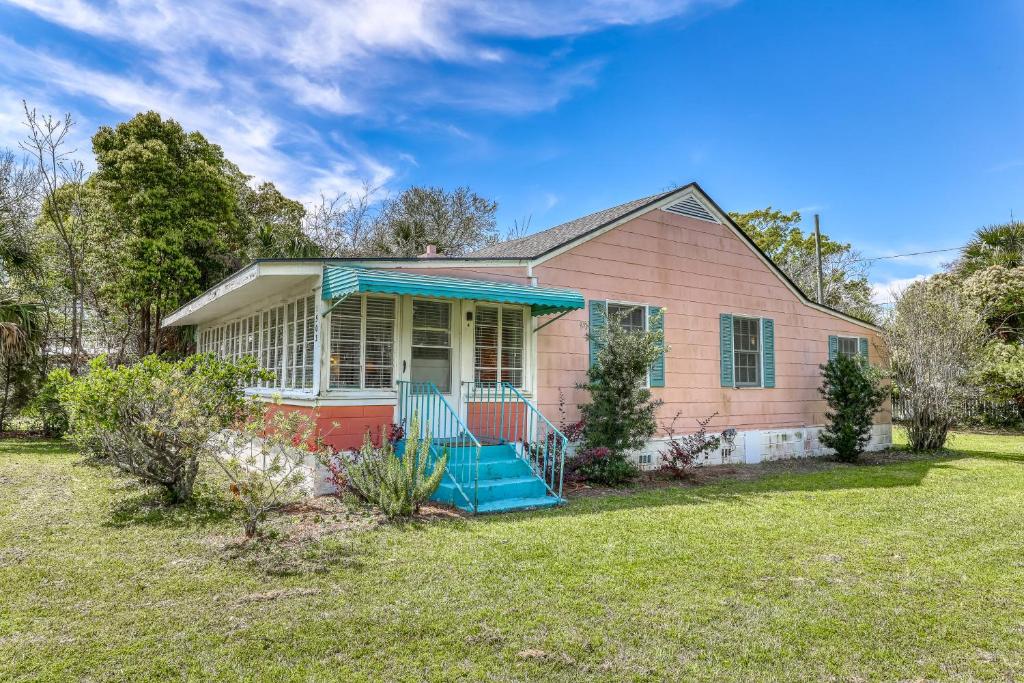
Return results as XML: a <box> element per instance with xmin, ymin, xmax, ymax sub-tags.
<box><xmin>469</xmin><ymin>189</ymin><xmax>680</xmax><ymax>259</ymax></box>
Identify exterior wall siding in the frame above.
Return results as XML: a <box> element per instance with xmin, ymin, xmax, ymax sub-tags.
<box><xmin>478</xmin><ymin>208</ymin><xmax>889</xmax><ymax>437</ymax></box>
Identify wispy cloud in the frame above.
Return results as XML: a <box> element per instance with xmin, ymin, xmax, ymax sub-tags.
<box><xmin>870</xmin><ymin>274</ymin><xmax>929</xmax><ymax>306</ymax></box>
<box><xmin>0</xmin><ymin>0</ymin><xmax>736</xmax><ymax>198</ymax></box>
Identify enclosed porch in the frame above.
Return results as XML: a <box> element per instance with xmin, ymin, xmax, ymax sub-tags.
<box><xmin>169</xmin><ymin>261</ymin><xmax>585</xmax><ymax>512</ymax></box>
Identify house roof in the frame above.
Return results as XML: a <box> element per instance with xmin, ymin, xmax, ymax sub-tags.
<box><xmin>469</xmin><ymin>189</ymin><xmax>680</xmax><ymax>259</ymax></box>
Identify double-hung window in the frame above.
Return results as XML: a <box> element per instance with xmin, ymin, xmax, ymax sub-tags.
<box><xmin>607</xmin><ymin>302</ymin><xmax>646</xmax><ymax>333</ymax></box>
<box><xmin>474</xmin><ymin>305</ymin><xmax>525</xmax><ymax>387</ymax></box>
<box><xmin>329</xmin><ymin>295</ymin><xmax>396</xmax><ymax>390</ymax></box>
<box><xmin>837</xmin><ymin>336</ymin><xmax>859</xmax><ymax>358</ymax></box>
<box><xmin>732</xmin><ymin>316</ymin><xmax>761</xmax><ymax>387</ymax></box>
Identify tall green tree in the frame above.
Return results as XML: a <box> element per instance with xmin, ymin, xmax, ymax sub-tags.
<box><xmin>369</xmin><ymin>186</ymin><xmax>499</xmax><ymax>256</ymax></box>
<box><xmin>92</xmin><ymin>112</ymin><xmax>242</xmax><ymax>354</ymax></box>
<box><xmin>730</xmin><ymin>207</ymin><xmax>876</xmax><ymax>322</ymax></box>
<box><xmin>225</xmin><ymin>163</ymin><xmax>319</xmax><ymax>264</ymax></box>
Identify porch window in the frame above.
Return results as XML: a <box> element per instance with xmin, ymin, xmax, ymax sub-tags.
<box><xmin>733</xmin><ymin>316</ymin><xmax>761</xmax><ymax>387</ymax></box>
<box><xmin>284</xmin><ymin>296</ymin><xmax>316</xmax><ymax>390</ymax></box>
<box><xmin>411</xmin><ymin>299</ymin><xmax>452</xmax><ymax>393</ymax></box>
<box><xmin>329</xmin><ymin>295</ymin><xmax>396</xmax><ymax>390</ymax></box>
<box><xmin>474</xmin><ymin>305</ymin><xmax>525</xmax><ymax>387</ymax></box>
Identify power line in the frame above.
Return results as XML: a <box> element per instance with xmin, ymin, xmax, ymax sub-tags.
<box><xmin>851</xmin><ymin>246</ymin><xmax>963</xmax><ymax>263</ymax></box>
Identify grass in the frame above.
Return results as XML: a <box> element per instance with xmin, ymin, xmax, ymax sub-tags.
<box><xmin>3</xmin><ymin>431</ymin><xmax>1024</xmax><ymax>681</ymax></box>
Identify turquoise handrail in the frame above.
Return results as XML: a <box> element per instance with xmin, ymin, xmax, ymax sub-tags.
<box><xmin>461</xmin><ymin>381</ymin><xmax>568</xmax><ymax>501</ymax></box>
<box><xmin>397</xmin><ymin>381</ymin><xmax>481</xmax><ymax>511</ymax></box>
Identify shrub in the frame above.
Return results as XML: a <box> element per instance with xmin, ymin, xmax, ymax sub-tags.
<box><xmin>659</xmin><ymin>413</ymin><xmax>721</xmax><ymax>478</ymax></box>
<box><xmin>337</xmin><ymin>412</ymin><xmax>448</xmax><ymax>517</ymax></box>
<box><xmin>214</xmin><ymin>409</ymin><xmax>323</xmax><ymax>538</ymax></box>
<box><xmin>61</xmin><ymin>354</ymin><xmax>269</xmax><ymax>502</ymax></box>
<box><xmin>818</xmin><ymin>355</ymin><xmax>887</xmax><ymax>462</ymax></box>
<box><xmin>884</xmin><ymin>277</ymin><xmax>987</xmax><ymax>450</ymax></box>
<box><xmin>579</xmin><ymin>311</ymin><xmax>664</xmax><ymax>454</ymax></box>
<box><xmin>29</xmin><ymin>368</ymin><xmax>72</xmax><ymax>438</ymax></box>
<box><xmin>566</xmin><ymin>446</ymin><xmax>637</xmax><ymax>486</ymax></box>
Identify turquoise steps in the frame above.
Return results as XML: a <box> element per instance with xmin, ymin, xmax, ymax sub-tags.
<box><xmin>426</xmin><ymin>442</ymin><xmax>563</xmax><ymax>513</ymax></box>
<box><xmin>475</xmin><ymin>496</ymin><xmax>562</xmax><ymax>513</ymax></box>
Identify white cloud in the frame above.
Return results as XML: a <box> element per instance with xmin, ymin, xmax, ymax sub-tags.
<box><xmin>870</xmin><ymin>274</ymin><xmax>929</xmax><ymax>306</ymax></box>
<box><xmin>0</xmin><ymin>0</ymin><xmax>736</xmax><ymax>197</ymax></box>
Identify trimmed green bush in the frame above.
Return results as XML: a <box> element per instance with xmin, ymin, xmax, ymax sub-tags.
<box><xmin>819</xmin><ymin>355</ymin><xmax>887</xmax><ymax>462</ymax></box>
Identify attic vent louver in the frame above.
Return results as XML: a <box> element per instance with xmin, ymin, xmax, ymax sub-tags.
<box><xmin>661</xmin><ymin>195</ymin><xmax>720</xmax><ymax>223</ymax></box>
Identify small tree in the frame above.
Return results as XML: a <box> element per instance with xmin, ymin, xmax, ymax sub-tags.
<box><xmin>818</xmin><ymin>355</ymin><xmax>887</xmax><ymax>462</ymax></box>
<box><xmin>338</xmin><ymin>412</ymin><xmax>448</xmax><ymax>517</ymax></box>
<box><xmin>883</xmin><ymin>277</ymin><xmax>987</xmax><ymax>450</ymax></box>
<box><xmin>580</xmin><ymin>313</ymin><xmax>664</xmax><ymax>452</ymax></box>
<box><xmin>213</xmin><ymin>409</ymin><xmax>322</xmax><ymax>538</ymax></box>
<box><xmin>574</xmin><ymin>311</ymin><xmax>665</xmax><ymax>485</ymax></box>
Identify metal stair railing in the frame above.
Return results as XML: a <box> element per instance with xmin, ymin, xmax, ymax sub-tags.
<box><xmin>397</xmin><ymin>381</ymin><xmax>481</xmax><ymax>512</ymax></box>
<box><xmin>462</xmin><ymin>381</ymin><xmax>568</xmax><ymax>501</ymax></box>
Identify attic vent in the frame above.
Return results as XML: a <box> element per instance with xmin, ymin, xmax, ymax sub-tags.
<box><xmin>661</xmin><ymin>195</ymin><xmax>720</xmax><ymax>223</ymax></box>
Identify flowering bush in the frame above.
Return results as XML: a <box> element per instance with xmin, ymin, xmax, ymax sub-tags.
<box><xmin>659</xmin><ymin>413</ymin><xmax>721</xmax><ymax>479</ymax></box>
<box><xmin>566</xmin><ymin>446</ymin><xmax>637</xmax><ymax>486</ymax></box>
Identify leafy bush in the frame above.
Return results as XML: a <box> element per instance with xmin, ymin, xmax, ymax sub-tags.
<box><xmin>818</xmin><ymin>355</ymin><xmax>887</xmax><ymax>462</ymax></box>
<box><xmin>29</xmin><ymin>368</ymin><xmax>73</xmax><ymax>437</ymax></box>
<box><xmin>214</xmin><ymin>409</ymin><xmax>322</xmax><ymax>538</ymax></box>
<box><xmin>884</xmin><ymin>277</ymin><xmax>987</xmax><ymax>450</ymax></box>
<box><xmin>659</xmin><ymin>413</ymin><xmax>721</xmax><ymax>478</ymax></box>
<box><xmin>566</xmin><ymin>446</ymin><xmax>637</xmax><ymax>486</ymax></box>
<box><xmin>579</xmin><ymin>311</ymin><xmax>664</xmax><ymax>454</ymax></box>
<box><xmin>61</xmin><ymin>354</ymin><xmax>269</xmax><ymax>502</ymax></box>
<box><xmin>336</xmin><ymin>412</ymin><xmax>448</xmax><ymax>517</ymax></box>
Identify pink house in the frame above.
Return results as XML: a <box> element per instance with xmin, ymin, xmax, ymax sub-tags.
<box><xmin>164</xmin><ymin>183</ymin><xmax>889</xmax><ymax>512</ymax></box>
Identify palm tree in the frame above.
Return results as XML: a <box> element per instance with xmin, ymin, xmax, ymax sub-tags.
<box><xmin>0</xmin><ymin>298</ymin><xmax>42</xmax><ymax>432</ymax></box>
<box><xmin>956</xmin><ymin>220</ymin><xmax>1024</xmax><ymax>275</ymax></box>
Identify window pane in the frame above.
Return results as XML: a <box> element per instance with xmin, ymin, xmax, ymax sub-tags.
<box><xmin>412</xmin><ymin>300</ymin><xmax>451</xmax><ymax>392</ymax></box>
<box><xmin>364</xmin><ymin>297</ymin><xmax>395</xmax><ymax>389</ymax></box>
<box><xmin>733</xmin><ymin>317</ymin><xmax>761</xmax><ymax>386</ymax></box>
<box><xmin>838</xmin><ymin>336</ymin><xmax>859</xmax><ymax>358</ymax></box>
<box><xmin>474</xmin><ymin>305</ymin><xmax>499</xmax><ymax>383</ymax></box>
<box><xmin>608</xmin><ymin>303</ymin><xmax>645</xmax><ymax>332</ymax></box>
<box><xmin>330</xmin><ymin>297</ymin><xmax>362</xmax><ymax>389</ymax></box>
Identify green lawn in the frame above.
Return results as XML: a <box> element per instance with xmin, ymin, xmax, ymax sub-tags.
<box><xmin>3</xmin><ymin>432</ymin><xmax>1024</xmax><ymax>681</ymax></box>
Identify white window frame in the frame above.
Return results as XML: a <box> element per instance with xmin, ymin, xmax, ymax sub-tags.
<box><xmin>410</xmin><ymin>297</ymin><xmax>455</xmax><ymax>394</ymax></box>
<box><xmin>193</xmin><ymin>289</ymin><xmax>318</xmax><ymax>398</ymax></box>
<box><xmin>732</xmin><ymin>315</ymin><xmax>763</xmax><ymax>388</ymax></box>
<box><xmin>473</xmin><ymin>303</ymin><xmax>527</xmax><ymax>388</ymax></box>
<box><xmin>837</xmin><ymin>335</ymin><xmax>860</xmax><ymax>359</ymax></box>
<box><xmin>327</xmin><ymin>293</ymin><xmax>399</xmax><ymax>392</ymax></box>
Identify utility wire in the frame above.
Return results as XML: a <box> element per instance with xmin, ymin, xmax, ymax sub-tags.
<box><xmin>851</xmin><ymin>246</ymin><xmax>963</xmax><ymax>263</ymax></box>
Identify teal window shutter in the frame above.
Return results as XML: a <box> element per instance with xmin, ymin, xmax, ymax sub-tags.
<box><xmin>588</xmin><ymin>300</ymin><xmax>607</xmax><ymax>369</ymax></box>
<box><xmin>828</xmin><ymin>335</ymin><xmax>839</xmax><ymax>361</ymax></box>
<box><xmin>648</xmin><ymin>306</ymin><xmax>665</xmax><ymax>387</ymax></box>
<box><xmin>859</xmin><ymin>336</ymin><xmax>869</xmax><ymax>362</ymax></box>
<box><xmin>761</xmin><ymin>318</ymin><xmax>775</xmax><ymax>388</ymax></box>
<box><xmin>720</xmin><ymin>313</ymin><xmax>734</xmax><ymax>387</ymax></box>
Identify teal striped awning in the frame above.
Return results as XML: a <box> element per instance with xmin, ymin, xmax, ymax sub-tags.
<box><xmin>322</xmin><ymin>267</ymin><xmax>584</xmax><ymax>316</ymax></box>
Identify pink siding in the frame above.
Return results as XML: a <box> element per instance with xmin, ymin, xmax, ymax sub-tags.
<box><xmin>471</xmin><ymin>209</ymin><xmax>889</xmax><ymax>434</ymax></box>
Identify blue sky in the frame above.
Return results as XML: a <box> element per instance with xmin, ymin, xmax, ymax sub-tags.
<box><xmin>1</xmin><ymin>1</ymin><xmax>1021</xmax><ymax>300</ymax></box>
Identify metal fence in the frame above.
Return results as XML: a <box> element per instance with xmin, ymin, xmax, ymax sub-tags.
<box><xmin>892</xmin><ymin>394</ymin><xmax>1024</xmax><ymax>428</ymax></box>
